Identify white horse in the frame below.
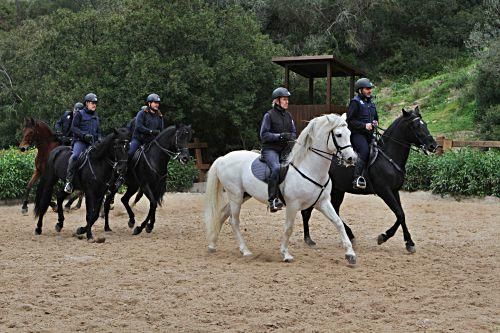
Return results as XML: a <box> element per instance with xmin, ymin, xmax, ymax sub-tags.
<box><xmin>204</xmin><ymin>114</ymin><xmax>358</xmax><ymax>264</ymax></box>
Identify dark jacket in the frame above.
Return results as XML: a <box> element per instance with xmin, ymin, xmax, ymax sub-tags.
<box><xmin>346</xmin><ymin>95</ymin><xmax>378</xmax><ymax>135</ymax></box>
<box><xmin>260</xmin><ymin>106</ymin><xmax>296</xmax><ymax>152</ymax></box>
<box><xmin>55</xmin><ymin>110</ymin><xmax>74</xmax><ymax>137</ymax></box>
<box><xmin>132</xmin><ymin>109</ymin><xmax>164</xmax><ymax>143</ymax></box>
<box><xmin>71</xmin><ymin>108</ymin><xmax>101</xmax><ymax>143</ymax></box>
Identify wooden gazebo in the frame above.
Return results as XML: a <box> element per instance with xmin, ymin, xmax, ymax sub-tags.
<box><xmin>272</xmin><ymin>55</ymin><xmax>365</xmax><ymax>133</ymax></box>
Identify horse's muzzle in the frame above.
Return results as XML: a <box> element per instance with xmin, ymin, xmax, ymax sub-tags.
<box><xmin>19</xmin><ymin>146</ymin><xmax>28</xmax><ymax>152</ymax></box>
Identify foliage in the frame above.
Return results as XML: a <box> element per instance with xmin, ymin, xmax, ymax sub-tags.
<box><xmin>404</xmin><ymin>149</ymin><xmax>500</xmax><ymax>197</ymax></box>
<box><xmin>0</xmin><ymin>0</ymin><xmax>282</xmax><ymax>156</ymax></box>
<box><xmin>166</xmin><ymin>159</ymin><xmax>200</xmax><ymax>192</ymax></box>
<box><xmin>0</xmin><ymin>147</ymin><xmax>35</xmax><ymax>200</ymax></box>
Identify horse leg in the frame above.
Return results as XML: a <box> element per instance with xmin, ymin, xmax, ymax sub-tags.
<box><xmin>315</xmin><ymin>199</ymin><xmax>356</xmax><ymax>265</ymax></box>
<box><xmin>131</xmin><ymin>189</ymin><xmax>143</xmax><ymax>207</ymax></box>
<box><xmin>134</xmin><ymin>198</ymin><xmax>155</xmax><ymax>235</ymax></box>
<box><xmin>64</xmin><ymin>192</ymin><xmax>76</xmax><ymax>212</ymax></box>
<box><xmin>121</xmin><ymin>185</ymin><xmax>138</xmax><ymax>228</ymax></box>
<box><xmin>75</xmin><ymin>193</ymin><xmax>83</xmax><ymax>209</ymax></box>
<box><xmin>103</xmin><ymin>191</ymin><xmax>116</xmax><ymax>232</ymax></box>
<box><xmin>55</xmin><ymin>190</ymin><xmax>68</xmax><ymax>232</ymax></box>
<box><xmin>376</xmin><ymin>188</ymin><xmax>414</xmax><ymax>252</ymax></box>
<box><xmin>226</xmin><ymin>194</ymin><xmax>251</xmax><ymax>256</ymax></box>
<box><xmin>331</xmin><ymin>190</ymin><xmax>355</xmax><ymax>243</ymax></box>
<box><xmin>22</xmin><ymin>171</ymin><xmax>39</xmax><ymax>215</ymax></box>
<box><xmin>301</xmin><ymin>207</ymin><xmax>315</xmax><ymax>246</ymax></box>
<box><xmin>207</xmin><ymin>203</ymin><xmax>231</xmax><ymax>252</ymax></box>
<box><xmin>280</xmin><ymin>207</ymin><xmax>299</xmax><ymax>262</ymax></box>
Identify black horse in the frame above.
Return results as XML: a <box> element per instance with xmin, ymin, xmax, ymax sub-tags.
<box><xmin>103</xmin><ymin>124</ymin><xmax>193</xmax><ymax>235</ymax></box>
<box><xmin>301</xmin><ymin>107</ymin><xmax>437</xmax><ymax>253</ymax></box>
<box><xmin>34</xmin><ymin>128</ymin><xmax>130</xmax><ymax>241</ymax></box>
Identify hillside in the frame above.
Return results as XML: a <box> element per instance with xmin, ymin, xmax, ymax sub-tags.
<box><xmin>376</xmin><ymin>62</ymin><xmax>477</xmax><ymax>139</ymax></box>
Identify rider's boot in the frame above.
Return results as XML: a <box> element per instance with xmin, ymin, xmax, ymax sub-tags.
<box><xmin>64</xmin><ymin>158</ymin><xmax>78</xmax><ymax>193</ymax></box>
<box><xmin>352</xmin><ymin>159</ymin><xmax>367</xmax><ymax>190</ymax></box>
<box><xmin>267</xmin><ymin>178</ymin><xmax>283</xmax><ymax>213</ymax></box>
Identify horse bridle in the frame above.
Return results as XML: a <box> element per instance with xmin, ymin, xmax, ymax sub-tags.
<box><xmin>308</xmin><ymin>130</ymin><xmax>352</xmax><ymax>163</ymax></box>
<box><xmin>377</xmin><ymin>117</ymin><xmax>434</xmax><ymax>155</ymax></box>
<box><xmin>140</xmin><ymin>128</ymin><xmax>190</xmax><ymax>179</ymax></box>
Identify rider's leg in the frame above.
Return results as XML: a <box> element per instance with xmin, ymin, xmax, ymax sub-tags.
<box><xmin>127</xmin><ymin>138</ymin><xmax>141</xmax><ymax>158</ymax></box>
<box><xmin>350</xmin><ymin>133</ymin><xmax>369</xmax><ymax>189</ymax></box>
<box><xmin>64</xmin><ymin>141</ymin><xmax>86</xmax><ymax>193</ymax></box>
<box><xmin>262</xmin><ymin>149</ymin><xmax>283</xmax><ymax>212</ymax></box>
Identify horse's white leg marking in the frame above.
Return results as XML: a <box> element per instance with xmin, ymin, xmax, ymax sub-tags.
<box><xmin>316</xmin><ymin>199</ymin><xmax>356</xmax><ymax>262</ymax></box>
<box><xmin>280</xmin><ymin>207</ymin><xmax>298</xmax><ymax>262</ymax></box>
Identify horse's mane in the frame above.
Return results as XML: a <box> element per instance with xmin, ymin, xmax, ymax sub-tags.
<box><xmin>29</xmin><ymin>119</ymin><xmax>55</xmax><ymax>135</ymax></box>
<box><xmin>288</xmin><ymin>113</ymin><xmax>345</xmax><ymax>164</ymax></box>
<box><xmin>380</xmin><ymin>112</ymin><xmax>413</xmax><ymax>146</ymax></box>
<box><xmin>90</xmin><ymin>132</ymin><xmax>115</xmax><ymax>160</ymax></box>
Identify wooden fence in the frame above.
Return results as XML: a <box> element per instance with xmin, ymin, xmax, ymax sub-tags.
<box><xmin>187</xmin><ymin>138</ymin><xmax>210</xmax><ymax>181</ymax></box>
<box><xmin>435</xmin><ymin>136</ymin><xmax>500</xmax><ymax>155</ymax></box>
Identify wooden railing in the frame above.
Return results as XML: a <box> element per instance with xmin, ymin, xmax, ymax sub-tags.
<box><xmin>187</xmin><ymin>138</ymin><xmax>210</xmax><ymax>181</ymax></box>
<box><xmin>288</xmin><ymin>104</ymin><xmax>348</xmax><ymax>133</ymax></box>
<box><xmin>436</xmin><ymin>136</ymin><xmax>500</xmax><ymax>155</ymax></box>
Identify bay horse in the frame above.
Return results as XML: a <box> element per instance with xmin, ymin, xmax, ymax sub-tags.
<box><xmin>18</xmin><ymin>117</ymin><xmax>82</xmax><ymax>214</ymax></box>
<box><xmin>34</xmin><ymin>128</ymin><xmax>130</xmax><ymax>241</ymax></box>
<box><xmin>301</xmin><ymin>107</ymin><xmax>437</xmax><ymax>253</ymax></box>
<box><xmin>204</xmin><ymin>114</ymin><xmax>358</xmax><ymax>264</ymax></box>
<box><xmin>103</xmin><ymin>124</ymin><xmax>193</xmax><ymax>235</ymax></box>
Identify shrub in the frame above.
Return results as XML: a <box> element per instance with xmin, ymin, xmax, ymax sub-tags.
<box><xmin>404</xmin><ymin>148</ymin><xmax>500</xmax><ymax>197</ymax></box>
<box><xmin>0</xmin><ymin>147</ymin><xmax>35</xmax><ymax>200</ymax></box>
<box><xmin>166</xmin><ymin>159</ymin><xmax>200</xmax><ymax>192</ymax></box>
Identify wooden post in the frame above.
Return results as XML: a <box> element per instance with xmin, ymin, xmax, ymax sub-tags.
<box><xmin>435</xmin><ymin>136</ymin><xmax>444</xmax><ymax>155</ymax></box>
<box><xmin>309</xmin><ymin>77</ymin><xmax>314</xmax><ymax>103</ymax></box>
<box><xmin>326</xmin><ymin>62</ymin><xmax>331</xmax><ymax>112</ymax></box>
<box><xmin>442</xmin><ymin>138</ymin><xmax>453</xmax><ymax>152</ymax></box>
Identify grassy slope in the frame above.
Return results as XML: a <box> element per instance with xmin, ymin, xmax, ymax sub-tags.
<box><xmin>376</xmin><ymin>63</ymin><xmax>478</xmax><ymax>139</ymax></box>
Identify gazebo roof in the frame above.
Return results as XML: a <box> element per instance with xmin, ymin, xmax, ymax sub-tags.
<box><xmin>272</xmin><ymin>55</ymin><xmax>365</xmax><ymax>78</ymax></box>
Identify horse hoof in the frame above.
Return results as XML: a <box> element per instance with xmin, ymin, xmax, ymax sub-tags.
<box><xmin>75</xmin><ymin>227</ymin><xmax>86</xmax><ymax>235</ymax></box>
<box><xmin>345</xmin><ymin>254</ymin><xmax>357</xmax><ymax>265</ymax></box>
<box><xmin>128</xmin><ymin>220</ymin><xmax>135</xmax><ymax>229</ymax></box>
<box><xmin>207</xmin><ymin>246</ymin><xmax>217</xmax><ymax>253</ymax></box>
<box><xmin>377</xmin><ymin>234</ymin><xmax>387</xmax><ymax>245</ymax></box>
<box><xmin>55</xmin><ymin>223</ymin><xmax>63</xmax><ymax>233</ymax></box>
<box><xmin>21</xmin><ymin>207</ymin><xmax>28</xmax><ymax>215</ymax></box>
<box><xmin>145</xmin><ymin>225</ymin><xmax>153</xmax><ymax>233</ymax></box>
<box><xmin>104</xmin><ymin>227</ymin><xmax>113</xmax><ymax>233</ymax></box>
<box><xmin>132</xmin><ymin>227</ymin><xmax>142</xmax><ymax>235</ymax></box>
<box><xmin>406</xmin><ymin>244</ymin><xmax>416</xmax><ymax>253</ymax></box>
<box><xmin>87</xmin><ymin>237</ymin><xmax>95</xmax><ymax>243</ymax></box>
<box><xmin>34</xmin><ymin>228</ymin><xmax>42</xmax><ymax>235</ymax></box>
<box><xmin>283</xmin><ymin>256</ymin><xmax>294</xmax><ymax>263</ymax></box>
<box><xmin>72</xmin><ymin>233</ymin><xmax>85</xmax><ymax>240</ymax></box>
<box><xmin>64</xmin><ymin>206</ymin><xmax>70</xmax><ymax>213</ymax></box>
<box><xmin>304</xmin><ymin>238</ymin><xmax>316</xmax><ymax>247</ymax></box>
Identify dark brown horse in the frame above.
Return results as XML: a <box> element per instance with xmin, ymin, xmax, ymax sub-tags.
<box><xmin>18</xmin><ymin>117</ymin><xmax>82</xmax><ymax>215</ymax></box>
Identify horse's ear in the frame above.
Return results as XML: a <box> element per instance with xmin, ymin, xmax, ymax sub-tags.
<box><xmin>341</xmin><ymin>113</ymin><xmax>347</xmax><ymax>121</ymax></box>
<box><xmin>414</xmin><ymin>105</ymin><xmax>421</xmax><ymax>117</ymax></box>
<box><xmin>402</xmin><ymin>108</ymin><xmax>409</xmax><ymax>117</ymax></box>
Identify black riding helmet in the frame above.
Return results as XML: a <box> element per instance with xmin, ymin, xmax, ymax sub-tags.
<box><xmin>271</xmin><ymin>87</ymin><xmax>291</xmax><ymax>100</ymax></box>
<box><xmin>354</xmin><ymin>78</ymin><xmax>374</xmax><ymax>92</ymax></box>
<box><xmin>73</xmin><ymin>102</ymin><xmax>84</xmax><ymax>111</ymax></box>
<box><xmin>146</xmin><ymin>93</ymin><xmax>161</xmax><ymax>103</ymax></box>
<box><xmin>83</xmin><ymin>93</ymin><xmax>98</xmax><ymax>103</ymax></box>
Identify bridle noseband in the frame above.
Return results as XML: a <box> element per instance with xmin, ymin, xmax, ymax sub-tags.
<box><xmin>308</xmin><ymin>130</ymin><xmax>352</xmax><ymax>163</ymax></box>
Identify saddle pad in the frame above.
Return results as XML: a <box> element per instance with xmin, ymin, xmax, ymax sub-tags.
<box><xmin>251</xmin><ymin>157</ymin><xmax>289</xmax><ymax>184</ymax></box>
<box><xmin>251</xmin><ymin>157</ymin><xmax>271</xmax><ymax>183</ymax></box>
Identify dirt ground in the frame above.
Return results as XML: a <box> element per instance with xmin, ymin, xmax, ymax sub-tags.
<box><xmin>0</xmin><ymin>191</ymin><xmax>498</xmax><ymax>332</ymax></box>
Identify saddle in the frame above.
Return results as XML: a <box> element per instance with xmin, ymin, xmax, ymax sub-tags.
<box><xmin>251</xmin><ymin>155</ymin><xmax>289</xmax><ymax>184</ymax></box>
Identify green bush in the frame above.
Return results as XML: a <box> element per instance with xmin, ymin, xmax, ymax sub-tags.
<box><xmin>404</xmin><ymin>148</ymin><xmax>500</xmax><ymax>197</ymax></box>
<box><xmin>166</xmin><ymin>159</ymin><xmax>200</xmax><ymax>192</ymax></box>
<box><xmin>0</xmin><ymin>147</ymin><xmax>35</xmax><ymax>200</ymax></box>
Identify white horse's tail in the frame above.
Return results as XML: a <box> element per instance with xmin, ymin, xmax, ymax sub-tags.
<box><xmin>204</xmin><ymin>158</ymin><xmax>226</xmax><ymax>250</ymax></box>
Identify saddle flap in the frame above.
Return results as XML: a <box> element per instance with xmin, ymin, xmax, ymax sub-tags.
<box><xmin>251</xmin><ymin>156</ymin><xmax>289</xmax><ymax>184</ymax></box>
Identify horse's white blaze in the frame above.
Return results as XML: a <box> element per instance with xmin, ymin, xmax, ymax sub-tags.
<box><xmin>204</xmin><ymin>114</ymin><xmax>357</xmax><ymax>263</ymax></box>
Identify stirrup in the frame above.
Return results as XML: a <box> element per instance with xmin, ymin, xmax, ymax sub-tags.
<box><xmin>64</xmin><ymin>182</ymin><xmax>73</xmax><ymax>194</ymax></box>
<box><xmin>353</xmin><ymin>176</ymin><xmax>366</xmax><ymax>189</ymax></box>
<box><xmin>268</xmin><ymin>198</ymin><xmax>283</xmax><ymax>213</ymax></box>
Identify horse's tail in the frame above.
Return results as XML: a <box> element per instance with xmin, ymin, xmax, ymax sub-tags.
<box><xmin>204</xmin><ymin>157</ymin><xmax>226</xmax><ymax>251</ymax></box>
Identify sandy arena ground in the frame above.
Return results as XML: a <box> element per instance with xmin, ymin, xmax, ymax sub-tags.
<box><xmin>0</xmin><ymin>191</ymin><xmax>498</xmax><ymax>332</ymax></box>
